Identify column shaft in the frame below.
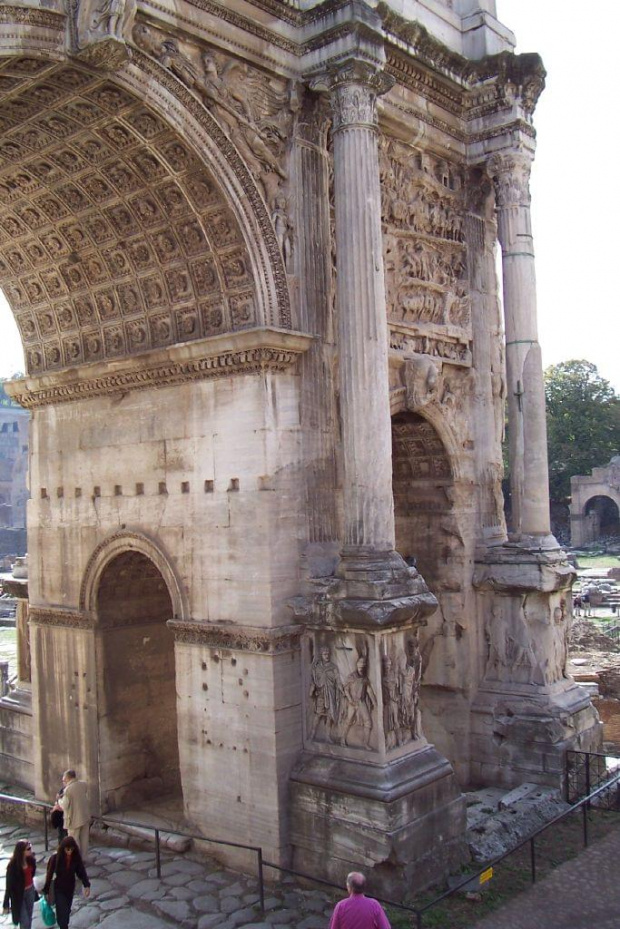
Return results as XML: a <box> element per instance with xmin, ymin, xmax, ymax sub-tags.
<box><xmin>331</xmin><ymin>76</ymin><xmax>395</xmax><ymax>552</ymax></box>
<box><xmin>491</xmin><ymin>153</ymin><xmax>551</xmax><ymax>539</ymax></box>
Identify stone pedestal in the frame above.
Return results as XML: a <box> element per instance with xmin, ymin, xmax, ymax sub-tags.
<box><xmin>289</xmin><ymin>612</ymin><xmax>466</xmax><ymax>894</ymax></box>
<box><xmin>471</xmin><ymin>544</ymin><xmax>602</xmax><ymax>787</ymax></box>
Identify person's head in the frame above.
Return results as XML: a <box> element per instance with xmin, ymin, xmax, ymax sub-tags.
<box><xmin>58</xmin><ymin>836</ymin><xmax>80</xmax><ymax>861</ymax></box>
<box><xmin>320</xmin><ymin>647</ymin><xmax>330</xmax><ymax>661</ymax></box>
<box><xmin>356</xmin><ymin>657</ymin><xmax>366</xmax><ymax>674</ymax></box>
<box><xmin>11</xmin><ymin>839</ymin><xmax>32</xmax><ymax>865</ymax></box>
<box><xmin>62</xmin><ymin>769</ymin><xmax>76</xmax><ymax>786</ymax></box>
<box><xmin>346</xmin><ymin>872</ymin><xmax>366</xmax><ymax>896</ymax></box>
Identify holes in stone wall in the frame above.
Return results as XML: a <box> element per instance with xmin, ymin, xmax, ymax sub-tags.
<box><xmin>39</xmin><ymin>477</ymin><xmax>240</xmax><ymax>499</ymax></box>
<box><xmin>181</xmin><ymin>481</ymin><xmax>190</xmax><ymax>494</ymax></box>
<box><xmin>204</xmin><ymin>480</ymin><xmax>214</xmax><ymax>493</ymax></box>
<box><xmin>136</xmin><ymin>482</ymin><xmax>144</xmax><ymax>495</ymax></box>
<box><xmin>228</xmin><ymin>478</ymin><xmax>239</xmax><ymax>492</ymax></box>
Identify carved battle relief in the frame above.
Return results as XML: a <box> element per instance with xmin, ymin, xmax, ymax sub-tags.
<box><xmin>380</xmin><ymin>137</ymin><xmax>471</xmax><ymax>351</ymax></box>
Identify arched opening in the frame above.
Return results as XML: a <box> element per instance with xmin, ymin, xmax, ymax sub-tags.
<box><xmin>584</xmin><ymin>495</ymin><xmax>620</xmax><ymax>541</ymax></box>
<box><xmin>95</xmin><ymin>550</ymin><xmax>180</xmax><ymax>811</ymax></box>
<box><xmin>391</xmin><ymin>412</ymin><xmax>455</xmax><ymax>588</ymax></box>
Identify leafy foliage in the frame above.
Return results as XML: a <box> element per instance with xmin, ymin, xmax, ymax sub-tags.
<box><xmin>544</xmin><ymin>360</ymin><xmax>620</xmax><ymax>502</ymax></box>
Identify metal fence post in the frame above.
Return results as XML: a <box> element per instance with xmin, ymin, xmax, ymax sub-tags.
<box><xmin>416</xmin><ymin>909</ymin><xmax>422</xmax><ymax>929</ymax></box>
<box><xmin>155</xmin><ymin>828</ymin><xmax>161</xmax><ymax>878</ymax></box>
<box><xmin>582</xmin><ymin>803</ymin><xmax>588</xmax><ymax>848</ymax></box>
<box><xmin>43</xmin><ymin>807</ymin><xmax>49</xmax><ymax>851</ymax></box>
<box><xmin>585</xmin><ymin>752</ymin><xmax>591</xmax><ymax>808</ymax></box>
<box><xmin>257</xmin><ymin>849</ymin><xmax>265</xmax><ymax>914</ymax></box>
<box><xmin>530</xmin><ymin>837</ymin><xmax>536</xmax><ymax>883</ymax></box>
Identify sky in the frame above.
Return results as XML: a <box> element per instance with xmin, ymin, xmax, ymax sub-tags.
<box><xmin>0</xmin><ymin>2</ymin><xmax>618</xmax><ymax>389</ymax></box>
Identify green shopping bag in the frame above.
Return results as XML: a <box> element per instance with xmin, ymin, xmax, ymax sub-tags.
<box><xmin>39</xmin><ymin>895</ymin><xmax>56</xmax><ymax>927</ymax></box>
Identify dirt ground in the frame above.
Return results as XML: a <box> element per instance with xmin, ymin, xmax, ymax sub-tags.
<box><xmin>569</xmin><ymin>615</ymin><xmax>620</xmax><ymax>750</ymax></box>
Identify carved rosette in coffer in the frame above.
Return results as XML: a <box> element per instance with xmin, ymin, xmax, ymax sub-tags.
<box><xmin>303</xmin><ymin>629</ymin><xmax>427</xmax><ymax>759</ymax></box>
<box><xmin>380</xmin><ymin>138</ymin><xmax>471</xmax><ymax>366</ymax></box>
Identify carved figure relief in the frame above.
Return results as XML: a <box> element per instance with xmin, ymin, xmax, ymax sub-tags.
<box><xmin>342</xmin><ymin>655</ymin><xmax>376</xmax><ymax>749</ymax></box>
<box><xmin>382</xmin><ymin>637</ymin><xmax>424</xmax><ymax>749</ymax></box>
<box><xmin>404</xmin><ymin>354</ymin><xmax>439</xmax><ymax>411</ymax></box>
<box><xmin>309</xmin><ymin>645</ymin><xmax>344</xmax><ymax>743</ymax></box>
<box><xmin>484</xmin><ymin>598</ymin><xmax>536</xmax><ymax>684</ymax></box>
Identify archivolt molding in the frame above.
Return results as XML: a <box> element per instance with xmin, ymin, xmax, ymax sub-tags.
<box><xmin>169</xmin><ymin>619</ymin><xmax>303</xmax><ymax>654</ymax></box>
<box><xmin>79</xmin><ymin>529</ymin><xmax>189</xmax><ymax>620</ymax></box>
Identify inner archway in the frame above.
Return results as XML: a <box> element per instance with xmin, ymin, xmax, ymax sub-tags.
<box><xmin>95</xmin><ymin>550</ymin><xmax>180</xmax><ymax>811</ymax></box>
<box><xmin>392</xmin><ymin>412</ymin><xmax>455</xmax><ymax>587</ymax></box>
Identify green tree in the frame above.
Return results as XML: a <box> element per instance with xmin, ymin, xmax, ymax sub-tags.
<box><xmin>544</xmin><ymin>360</ymin><xmax>620</xmax><ymax>502</ymax></box>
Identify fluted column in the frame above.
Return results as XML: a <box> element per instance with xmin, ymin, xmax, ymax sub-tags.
<box><xmin>489</xmin><ymin>151</ymin><xmax>551</xmax><ymax>541</ymax></box>
<box><xmin>328</xmin><ymin>63</ymin><xmax>395</xmax><ymax>554</ymax></box>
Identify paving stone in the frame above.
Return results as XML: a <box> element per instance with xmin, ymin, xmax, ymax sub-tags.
<box><xmin>100</xmin><ymin>895</ymin><xmax>130</xmax><ymax>910</ymax></box>
<box><xmin>198</xmin><ymin>916</ymin><xmax>225</xmax><ymax>929</ymax></box>
<box><xmin>170</xmin><ymin>885</ymin><xmax>196</xmax><ymax>900</ymax></box>
<box><xmin>267</xmin><ymin>909</ymin><xmax>299</xmax><ymax>925</ymax></box>
<box><xmin>297</xmin><ymin>917</ymin><xmax>328</xmax><ymax>929</ymax></box>
<box><xmin>228</xmin><ymin>906</ymin><xmax>261</xmax><ymax>927</ymax></box>
<box><xmin>193</xmin><ymin>893</ymin><xmax>220</xmax><ymax>913</ymax></box>
<box><xmin>153</xmin><ymin>899</ymin><xmax>193</xmax><ymax>921</ymax></box>
<box><xmin>221</xmin><ymin>894</ymin><xmax>244</xmax><ymax>914</ymax></box>
<box><xmin>98</xmin><ymin>912</ymin><xmax>172</xmax><ymax>929</ymax></box>
<box><xmin>187</xmin><ymin>879</ymin><xmax>217</xmax><ymax>893</ymax></box>
<box><xmin>163</xmin><ymin>870</ymin><xmax>193</xmax><ymax>886</ymax></box>
<box><xmin>127</xmin><ymin>877</ymin><xmax>162</xmax><ymax>897</ymax></box>
<box><xmin>107</xmin><ymin>870</ymin><xmax>138</xmax><ymax>889</ymax></box>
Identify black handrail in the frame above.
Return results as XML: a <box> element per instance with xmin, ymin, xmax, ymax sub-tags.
<box><xmin>0</xmin><ymin>797</ymin><xmax>266</xmax><ymax>914</ymax></box>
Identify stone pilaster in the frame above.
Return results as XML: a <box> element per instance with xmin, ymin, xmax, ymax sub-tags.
<box><xmin>489</xmin><ymin>150</ymin><xmax>551</xmax><ymax>544</ymax></box>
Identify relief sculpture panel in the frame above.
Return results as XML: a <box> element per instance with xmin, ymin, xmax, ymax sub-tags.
<box><xmin>380</xmin><ymin>137</ymin><xmax>471</xmax><ymax>365</ymax></box>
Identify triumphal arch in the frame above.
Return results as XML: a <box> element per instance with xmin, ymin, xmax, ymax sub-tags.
<box><xmin>0</xmin><ymin>0</ymin><xmax>601</xmax><ymax>892</ymax></box>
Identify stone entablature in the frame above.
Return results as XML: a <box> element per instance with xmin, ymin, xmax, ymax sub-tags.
<box><xmin>5</xmin><ymin>328</ymin><xmax>313</xmax><ymax>408</ymax></box>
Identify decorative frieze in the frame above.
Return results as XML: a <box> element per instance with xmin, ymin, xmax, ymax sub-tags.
<box><xmin>5</xmin><ymin>327</ymin><xmax>312</xmax><ymax>408</ymax></box>
<box><xmin>169</xmin><ymin>620</ymin><xmax>303</xmax><ymax>654</ymax></box>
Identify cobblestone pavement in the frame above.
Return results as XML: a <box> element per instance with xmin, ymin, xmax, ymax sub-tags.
<box><xmin>471</xmin><ymin>824</ymin><xmax>620</xmax><ymax>929</ymax></box>
<box><xmin>0</xmin><ymin>819</ymin><xmax>337</xmax><ymax>929</ymax></box>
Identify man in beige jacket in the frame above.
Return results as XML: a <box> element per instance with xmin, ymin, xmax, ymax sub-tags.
<box><xmin>59</xmin><ymin>769</ymin><xmax>90</xmax><ymax>857</ymax></box>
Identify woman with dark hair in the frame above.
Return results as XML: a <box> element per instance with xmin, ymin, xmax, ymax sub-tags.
<box><xmin>2</xmin><ymin>839</ymin><xmax>37</xmax><ymax>928</ymax></box>
<box><xmin>43</xmin><ymin>836</ymin><xmax>91</xmax><ymax>929</ymax></box>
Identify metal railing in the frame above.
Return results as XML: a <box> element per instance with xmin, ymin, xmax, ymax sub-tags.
<box><xmin>566</xmin><ymin>749</ymin><xmax>620</xmax><ymax>809</ymax></box>
<box><xmin>2</xmin><ymin>757</ymin><xmax>620</xmax><ymax>928</ymax></box>
<box><xmin>0</xmin><ymin>796</ymin><xmax>265</xmax><ymax>913</ymax></box>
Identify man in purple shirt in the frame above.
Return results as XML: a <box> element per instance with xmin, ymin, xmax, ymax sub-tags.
<box><xmin>329</xmin><ymin>872</ymin><xmax>391</xmax><ymax>929</ymax></box>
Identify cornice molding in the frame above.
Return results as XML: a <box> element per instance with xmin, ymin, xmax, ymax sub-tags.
<box><xmin>0</xmin><ymin>6</ymin><xmax>64</xmax><ymax>29</ymax></box>
<box><xmin>169</xmin><ymin>620</ymin><xmax>303</xmax><ymax>653</ymax></box>
<box><xmin>29</xmin><ymin>607</ymin><xmax>94</xmax><ymax>630</ymax></box>
<box><xmin>6</xmin><ymin>328</ymin><xmax>313</xmax><ymax>408</ymax></box>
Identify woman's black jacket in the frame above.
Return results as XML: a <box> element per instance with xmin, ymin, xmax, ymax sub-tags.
<box><xmin>43</xmin><ymin>852</ymin><xmax>90</xmax><ymax>902</ymax></box>
<box><xmin>3</xmin><ymin>853</ymin><xmax>37</xmax><ymax>925</ymax></box>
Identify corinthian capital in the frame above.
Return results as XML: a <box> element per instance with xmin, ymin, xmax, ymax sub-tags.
<box><xmin>310</xmin><ymin>59</ymin><xmax>394</xmax><ymax>132</ymax></box>
<box><xmin>488</xmin><ymin>151</ymin><xmax>532</xmax><ymax>210</ymax></box>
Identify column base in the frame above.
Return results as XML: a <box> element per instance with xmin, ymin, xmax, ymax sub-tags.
<box><xmin>472</xmin><ymin>542</ymin><xmax>603</xmax><ymax>788</ymax></box>
<box><xmin>290</xmin><ymin>745</ymin><xmax>467</xmax><ymax>896</ymax></box>
<box><xmin>470</xmin><ymin>682</ymin><xmax>602</xmax><ymax>789</ymax></box>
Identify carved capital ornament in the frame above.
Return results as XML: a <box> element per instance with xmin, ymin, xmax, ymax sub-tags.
<box><xmin>488</xmin><ymin>151</ymin><xmax>532</xmax><ymax>210</ymax></box>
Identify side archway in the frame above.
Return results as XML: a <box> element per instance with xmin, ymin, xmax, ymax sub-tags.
<box><xmin>82</xmin><ymin>532</ymin><xmax>185</xmax><ymax>811</ymax></box>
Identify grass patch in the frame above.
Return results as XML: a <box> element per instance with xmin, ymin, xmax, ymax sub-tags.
<box><xmin>384</xmin><ymin>810</ymin><xmax>619</xmax><ymax>929</ymax></box>
<box><xmin>576</xmin><ymin>554</ymin><xmax>620</xmax><ymax>569</ymax></box>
